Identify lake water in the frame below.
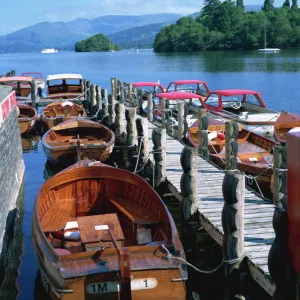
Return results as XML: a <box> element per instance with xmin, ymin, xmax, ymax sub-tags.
<box><xmin>1</xmin><ymin>49</ymin><xmax>299</xmax><ymax>300</ymax></box>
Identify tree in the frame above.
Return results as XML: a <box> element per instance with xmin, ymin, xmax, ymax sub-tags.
<box><xmin>236</xmin><ymin>0</ymin><xmax>244</xmax><ymax>10</ymax></box>
<box><xmin>263</xmin><ymin>0</ymin><xmax>275</xmax><ymax>11</ymax></box>
<box><xmin>291</xmin><ymin>0</ymin><xmax>298</xmax><ymax>9</ymax></box>
<box><xmin>75</xmin><ymin>34</ymin><xmax>120</xmax><ymax>52</ymax></box>
<box><xmin>282</xmin><ymin>0</ymin><xmax>290</xmax><ymax>8</ymax></box>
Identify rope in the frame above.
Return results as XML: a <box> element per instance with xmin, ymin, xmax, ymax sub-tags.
<box><xmin>161</xmin><ymin>245</ymin><xmax>244</xmax><ymax>274</ymax></box>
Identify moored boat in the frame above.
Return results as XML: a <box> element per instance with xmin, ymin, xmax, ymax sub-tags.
<box><xmin>42</xmin><ymin>101</ymin><xmax>87</xmax><ymax>129</ymax></box>
<box><xmin>21</xmin><ymin>72</ymin><xmax>45</xmax><ymax>89</ymax></box>
<box><xmin>17</xmin><ymin>103</ymin><xmax>38</xmax><ymax>134</ymax></box>
<box><xmin>188</xmin><ymin>120</ymin><xmax>275</xmax><ymax>199</ymax></box>
<box><xmin>45</xmin><ymin>74</ymin><xmax>84</xmax><ymax>101</ymax></box>
<box><xmin>42</xmin><ymin>119</ymin><xmax>115</xmax><ymax>165</ymax></box>
<box><xmin>274</xmin><ymin>111</ymin><xmax>300</xmax><ymax>143</ymax></box>
<box><xmin>32</xmin><ymin>159</ymin><xmax>187</xmax><ymax>299</ymax></box>
<box><xmin>196</xmin><ymin>89</ymin><xmax>280</xmax><ymax>138</ymax></box>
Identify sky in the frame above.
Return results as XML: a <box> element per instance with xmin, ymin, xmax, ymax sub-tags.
<box><xmin>0</xmin><ymin>0</ymin><xmax>289</xmax><ymax>35</ymax></box>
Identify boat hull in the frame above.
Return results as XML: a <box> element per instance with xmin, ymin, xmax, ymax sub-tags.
<box><xmin>17</xmin><ymin>103</ymin><xmax>38</xmax><ymax>134</ymax></box>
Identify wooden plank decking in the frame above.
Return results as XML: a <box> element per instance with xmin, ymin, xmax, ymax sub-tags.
<box><xmin>146</xmin><ymin>122</ymin><xmax>276</xmax><ymax>296</ymax></box>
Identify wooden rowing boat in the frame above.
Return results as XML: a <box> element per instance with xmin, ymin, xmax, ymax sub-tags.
<box><xmin>42</xmin><ymin>101</ymin><xmax>87</xmax><ymax>129</ymax></box>
<box><xmin>188</xmin><ymin>120</ymin><xmax>274</xmax><ymax>199</ymax></box>
<box><xmin>274</xmin><ymin>111</ymin><xmax>300</xmax><ymax>143</ymax></box>
<box><xmin>42</xmin><ymin>119</ymin><xmax>115</xmax><ymax>165</ymax></box>
<box><xmin>17</xmin><ymin>103</ymin><xmax>38</xmax><ymax>134</ymax></box>
<box><xmin>32</xmin><ymin>159</ymin><xmax>187</xmax><ymax>299</ymax></box>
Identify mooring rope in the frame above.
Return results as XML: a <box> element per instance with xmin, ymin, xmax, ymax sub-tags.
<box><xmin>161</xmin><ymin>244</ymin><xmax>245</xmax><ymax>274</ymax></box>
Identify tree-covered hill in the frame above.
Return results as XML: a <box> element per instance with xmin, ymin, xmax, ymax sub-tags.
<box><xmin>153</xmin><ymin>0</ymin><xmax>300</xmax><ymax>52</ymax></box>
<box><xmin>75</xmin><ymin>34</ymin><xmax>121</xmax><ymax>52</ymax></box>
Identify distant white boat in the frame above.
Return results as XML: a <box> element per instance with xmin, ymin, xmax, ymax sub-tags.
<box><xmin>258</xmin><ymin>48</ymin><xmax>280</xmax><ymax>53</ymax></box>
<box><xmin>258</xmin><ymin>19</ymin><xmax>280</xmax><ymax>53</ymax></box>
<box><xmin>41</xmin><ymin>48</ymin><xmax>58</xmax><ymax>54</ymax></box>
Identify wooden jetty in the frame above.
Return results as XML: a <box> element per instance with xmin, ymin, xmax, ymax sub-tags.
<box><xmin>103</xmin><ymin>77</ymin><xmax>282</xmax><ymax>298</ymax></box>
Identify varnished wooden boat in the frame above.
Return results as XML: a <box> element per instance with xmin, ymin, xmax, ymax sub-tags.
<box><xmin>274</xmin><ymin>112</ymin><xmax>300</xmax><ymax>143</ymax></box>
<box><xmin>188</xmin><ymin>120</ymin><xmax>275</xmax><ymax>199</ymax></box>
<box><xmin>32</xmin><ymin>160</ymin><xmax>187</xmax><ymax>299</ymax></box>
<box><xmin>17</xmin><ymin>103</ymin><xmax>38</xmax><ymax>134</ymax></box>
<box><xmin>42</xmin><ymin>119</ymin><xmax>115</xmax><ymax>165</ymax></box>
<box><xmin>42</xmin><ymin>101</ymin><xmax>87</xmax><ymax>129</ymax></box>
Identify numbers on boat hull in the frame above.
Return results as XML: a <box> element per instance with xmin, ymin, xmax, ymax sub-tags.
<box><xmin>86</xmin><ymin>278</ymin><xmax>158</xmax><ymax>294</ymax></box>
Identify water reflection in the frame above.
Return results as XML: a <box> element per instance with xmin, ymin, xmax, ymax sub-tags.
<box><xmin>0</xmin><ymin>183</ymin><xmax>24</xmax><ymax>300</ymax></box>
<box><xmin>21</xmin><ymin>134</ymin><xmax>40</xmax><ymax>152</ymax></box>
<box><xmin>43</xmin><ymin>161</ymin><xmax>65</xmax><ymax>180</ymax></box>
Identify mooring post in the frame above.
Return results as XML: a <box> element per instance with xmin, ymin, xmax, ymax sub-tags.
<box><xmin>160</xmin><ymin>98</ymin><xmax>166</xmax><ymax>129</ymax></box>
<box><xmin>177</xmin><ymin>101</ymin><xmax>185</xmax><ymax>141</ymax></box>
<box><xmin>128</xmin><ymin>84</ymin><xmax>134</xmax><ymax>107</ymax></box>
<box><xmin>114</xmin><ymin>78</ymin><xmax>119</xmax><ymax>100</ymax></box>
<box><xmin>126</xmin><ymin>107</ymin><xmax>137</xmax><ymax>147</ymax></box>
<box><xmin>110</xmin><ymin>78</ymin><xmax>116</xmax><ymax>102</ymax></box>
<box><xmin>101</xmin><ymin>88</ymin><xmax>108</xmax><ymax>118</ymax></box>
<box><xmin>120</xmin><ymin>82</ymin><xmax>125</xmax><ymax>103</ymax></box>
<box><xmin>222</xmin><ymin>171</ymin><xmax>245</xmax><ymax>299</ymax></box>
<box><xmin>108</xmin><ymin>94</ymin><xmax>115</xmax><ymax>127</ymax></box>
<box><xmin>90</xmin><ymin>83</ymin><xmax>97</xmax><ymax>113</ymax></box>
<box><xmin>30</xmin><ymin>80</ymin><xmax>37</xmax><ymax>108</ymax></box>
<box><xmin>225</xmin><ymin>121</ymin><xmax>239</xmax><ymax>170</ymax></box>
<box><xmin>137</xmin><ymin>89</ymin><xmax>143</xmax><ymax>115</ymax></box>
<box><xmin>147</xmin><ymin>93</ymin><xmax>153</xmax><ymax>123</ymax></box>
<box><xmin>272</xmin><ymin>145</ymin><xmax>287</xmax><ymax>209</ymax></box>
<box><xmin>115</xmin><ymin>102</ymin><xmax>126</xmax><ymax>145</ymax></box>
<box><xmin>135</xmin><ymin>117</ymin><xmax>149</xmax><ymax>175</ymax></box>
<box><xmin>165</xmin><ymin>99</ymin><xmax>171</xmax><ymax>133</ymax></box>
<box><xmin>85</xmin><ymin>80</ymin><xmax>91</xmax><ymax>114</ymax></box>
<box><xmin>76</xmin><ymin>134</ymin><xmax>81</xmax><ymax>161</ymax></box>
<box><xmin>125</xmin><ymin>107</ymin><xmax>137</xmax><ymax>170</ymax></box>
<box><xmin>96</xmin><ymin>85</ymin><xmax>102</xmax><ymax>113</ymax></box>
<box><xmin>180</xmin><ymin>146</ymin><xmax>198</xmax><ymax>220</ymax></box>
<box><xmin>197</xmin><ymin>108</ymin><xmax>208</xmax><ymax>160</ymax></box>
<box><xmin>152</xmin><ymin>128</ymin><xmax>166</xmax><ymax>188</ymax></box>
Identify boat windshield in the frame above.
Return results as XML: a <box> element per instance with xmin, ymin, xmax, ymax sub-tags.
<box><xmin>168</xmin><ymin>83</ymin><xmax>209</xmax><ymax>96</ymax></box>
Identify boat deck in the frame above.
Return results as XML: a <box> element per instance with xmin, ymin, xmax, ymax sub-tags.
<box><xmin>145</xmin><ymin>122</ymin><xmax>276</xmax><ymax>296</ymax></box>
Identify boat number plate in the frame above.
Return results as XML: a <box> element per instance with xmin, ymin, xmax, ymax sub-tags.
<box><xmin>86</xmin><ymin>278</ymin><xmax>158</xmax><ymax>294</ymax></box>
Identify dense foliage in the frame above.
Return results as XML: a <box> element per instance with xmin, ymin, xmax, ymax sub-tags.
<box><xmin>153</xmin><ymin>0</ymin><xmax>300</xmax><ymax>52</ymax></box>
<box><xmin>75</xmin><ymin>34</ymin><xmax>121</xmax><ymax>52</ymax></box>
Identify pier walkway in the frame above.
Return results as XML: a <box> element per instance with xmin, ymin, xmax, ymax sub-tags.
<box><xmin>145</xmin><ymin>121</ymin><xmax>276</xmax><ymax>296</ymax></box>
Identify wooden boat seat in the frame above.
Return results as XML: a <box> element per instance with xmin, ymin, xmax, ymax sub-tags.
<box><xmin>20</xmin><ymin>88</ymin><xmax>31</xmax><ymax>97</ymax></box>
<box><xmin>68</xmin><ymin>138</ymin><xmax>89</xmax><ymax>144</ymax></box>
<box><xmin>109</xmin><ymin>198</ymin><xmax>159</xmax><ymax>225</ymax></box>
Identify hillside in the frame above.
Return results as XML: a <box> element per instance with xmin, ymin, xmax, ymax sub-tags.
<box><xmin>0</xmin><ymin>13</ymin><xmax>182</xmax><ymax>53</ymax></box>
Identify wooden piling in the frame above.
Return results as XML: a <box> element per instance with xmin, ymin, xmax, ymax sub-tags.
<box><xmin>126</xmin><ymin>108</ymin><xmax>137</xmax><ymax>147</ymax></box>
<box><xmin>177</xmin><ymin>101</ymin><xmax>185</xmax><ymax>141</ymax></box>
<box><xmin>128</xmin><ymin>84</ymin><xmax>134</xmax><ymax>107</ymax></box>
<box><xmin>110</xmin><ymin>78</ymin><xmax>116</xmax><ymax>102</ymax></box>
<box><xmin>108</xmin><ymin>94</ymin><xmax>115</xmax><ymax>127</ymax></box>
<box><xmin>222</xmin><ymin>171</ymin><xmax>245</xmax><ymax>299</ymax></box>
<box><xmin>120</xmin><ymin>82</ymin><xmax>126</xmax><ymax>103</ymax></box>
<box><xmin>225</xmin><ymin>121</ymin><xmax>239</xmax><ymax>170</ymax></box>
<box><xmin>84</xmin><ymin>80</ymin><xmax>91</xmax><ymax>113</ymax></box>
<box><xmin>115</xmin><ymin>102</ymin><xmax>126</xmax><ymax>144</ymax></box>
<box><xmin>197</xmin><ymin>109</ymin><xmax>208</xmax><ymax>159</ymax></box>
<box><xmin>30</xmin><ymin>80</ymin><xmax>37</xmax><ymax>108</ymax></box>
<box><xmin>96</xmin><ymin>85</ymin><xmax>102</xmax><ymax>112</ymax></box>
<box><xmin>137</xmin><ymin>89</ymin><xmax>143</xmax><ymax>115</ymax></box>
<box><xmin>272</xmin><ymin>145</ymin><xmax>287</xmax><ymax>209</ymax></box>
<box><xmin>147</xmin><ymin>93</ymin><xmax>153</xmax><ymax>123</ymax></box>
<box><xmin>180</xmin><ymin>147</ymin><xmax>198</xmax><ymax>220</ymax></box>
<box><xmin>135</xmin><ymin>117</ymin><xmax>149</xmax><ymax>174</ymax></box>
<box><xmin>165</xmin><ymin>99</ymin><xmax>171</xmax><ymax>133</ymax></box>
<box><xmin>90</xmin><ymin>83</ymin><xmax>97</xmax><ymax>113</ymax></box>
<box><xmin>101</xmin><ymin>88</ymin><xmax>108</xmax><ymax>118</ymax></box>
<box><xmin>152</xmin><ymin>128</ymin><xmax>166</xmax><ymax>188</ymax></box>
<box><xmin>160</xmin><ymin>98</ymin><xmax>166</xmax><ymax>129</ymax></box>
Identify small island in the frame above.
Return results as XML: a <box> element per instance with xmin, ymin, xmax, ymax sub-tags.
<box><xmin>75</xmin><ymin>34</ymin><xmax>121</xmax><ymax>52</ymax></box>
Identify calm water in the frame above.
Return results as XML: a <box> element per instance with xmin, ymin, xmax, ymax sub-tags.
<box><xmin>1</xmin><ymin>49</ymin><xmax>299</xmax><ymax>299</ymax></box>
